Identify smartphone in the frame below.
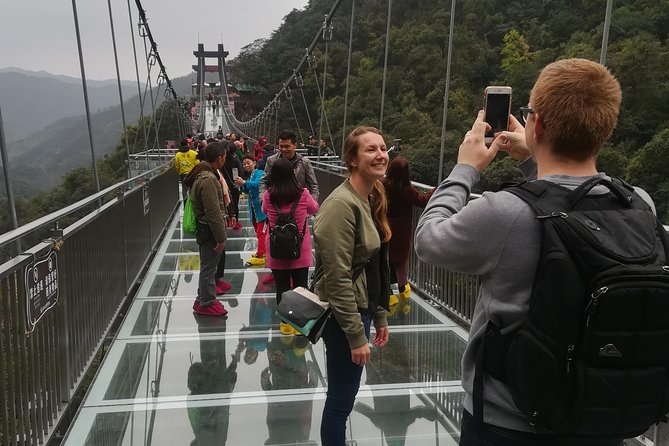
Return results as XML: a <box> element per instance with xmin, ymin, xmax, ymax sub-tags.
<box><xmin>232</xmin><ymin>168</ymin><xmax>239</xmax><ymax>180</ymax></box>
<box><xmin>483</xmin><ymin>86</ymin><xmax>512</xmax><ymax>145</ymax></box>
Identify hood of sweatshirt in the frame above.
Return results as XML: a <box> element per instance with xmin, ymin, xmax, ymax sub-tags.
<box><xmin>183</xmin><ymin>161</ymin><xmax>217</xmax><ymax>188</ymax></box>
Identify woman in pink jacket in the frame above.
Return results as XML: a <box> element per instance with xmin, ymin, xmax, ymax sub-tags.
<box><xmin>262</xmin><ymin>158</ymin><xmax>319</xmax><ymax>335</ymax></box>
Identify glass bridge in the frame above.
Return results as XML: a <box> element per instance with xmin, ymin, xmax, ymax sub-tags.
<box><xmin>62</xmin><ymin>196</ymin><xmax>468</xmax><ymax>445</ymax></box>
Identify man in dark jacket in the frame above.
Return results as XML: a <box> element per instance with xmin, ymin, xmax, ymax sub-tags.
<box><xmin>184</xmin><ymin>141</ymin><xmax>228</xmax><ymax>316</ymax></box>
<box><xmin>259</xmin><ymin>130</ymin><xmax>319</xmax><ymax>200</ymax></box>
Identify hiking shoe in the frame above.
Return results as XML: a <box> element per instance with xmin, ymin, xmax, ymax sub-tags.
<box><xmin>246</xmin><ymin>256</ymin><xmax>266</xmax><ymax>266</ymax></box>
<box><xmin>194</xmin><ymin>299</ymin><xmax>228</xmax><ymax>316</ymax></box>
<box><xmin>216</xmin><ymin>279</ymin><xmax>232</xmax><ymax>295</ymax></box>
<box><xmin>233</xmin><ymin>222</ymin><xmax>243</xmax><ymax>230</ymax></box>
<box><xmin>389</xmin><ymin>294</ymin><xmax>399</xmax><ymax>307</ymax></box>
<box><xmin>279</xmin><ymin>322</ymin><xmax>294</xmax><ymax>335</ymax></box>
<box><xmin>399</xmin><ymin>283</ymin><xmax>412</xmax><ymax>300</ymax></box>
<box><xmin>261</xmin><ymin>274</ymin><xmax>275</xmax><ymax>285</ymax></box>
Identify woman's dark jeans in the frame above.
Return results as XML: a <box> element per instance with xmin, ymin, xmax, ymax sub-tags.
<box><xmin>320</xmin><ymin>313</ymin><xmax>372</xmax><ymax>446</ymax></box>
<box><xmin>459</xmin><ymin>410</ymin><xmax>624</xmax><ymax>446</ymax></box>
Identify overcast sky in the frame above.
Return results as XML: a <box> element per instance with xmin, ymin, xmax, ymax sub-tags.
<box><xmin>0</xmin><ymin>0</ymin><xmax>309</xmax><ymax>81</ymax></box>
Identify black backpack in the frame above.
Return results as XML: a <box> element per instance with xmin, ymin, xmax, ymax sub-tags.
<box><xmin>269</xmin><ymin>198</ymin><xmax>307</xmax><ymax>260</ymax></box>
<box><xmin>475</xmin><ymin>176</ymin><xmax>669</xmax><ymax>437</ymax></box>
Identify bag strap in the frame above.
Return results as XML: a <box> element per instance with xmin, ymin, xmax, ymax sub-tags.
<box><xmin>309</xmin><ymin>260</ymin><xmax>367</xmax><ymax>293</ymax></box>
<box><xmin>566</xmin><ymin>176</ymin><xmax>633</xmax><ymax>210</ymax></box>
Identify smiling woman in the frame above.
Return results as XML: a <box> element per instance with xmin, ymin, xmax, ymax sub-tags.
<box><xmin>313</xmin><ymin>126</ymin><xmax>392</xmax><ymax>446</ymax></box>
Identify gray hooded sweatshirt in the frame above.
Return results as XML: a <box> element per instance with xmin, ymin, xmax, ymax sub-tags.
<box><xmin>414</xmin><ymin>161</ymin><xmax>655</xmax><ymax>432</ymax></box>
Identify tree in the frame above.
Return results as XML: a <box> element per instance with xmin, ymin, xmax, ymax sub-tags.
<box><xmin>626</xmin><ymin>129</ymin><xmax>669</xmax><ymax>221</ymax></box>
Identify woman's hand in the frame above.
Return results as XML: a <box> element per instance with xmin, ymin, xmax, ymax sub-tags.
<box><xmin>373</xmin><ymin>326</ymin><xmax>389</xmax><ymax>347</ymax></box>
<box><xmin>350</xmin><ymin>343</ymin><xmax>371</xmax><ymax>366</ymax></box>
<box><xmin>234</xmin><ymin>177</ymin><xmax>245</xmax><ymax>187</ymax></box>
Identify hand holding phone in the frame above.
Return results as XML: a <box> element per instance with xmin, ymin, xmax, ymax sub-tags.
<box><xmin>483</xmin><ymin>86</ymin><xmax>512</xmax><ymax>145</ymax></box>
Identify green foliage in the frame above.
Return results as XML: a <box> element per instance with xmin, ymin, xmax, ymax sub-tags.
<box><xmin>1</xmin><ymin>100</ymin><xmax>183</xmax><ymax>232</ymax></box>
<box><xmin>626</xmin><ymin>129</ymin><xmax>669</xmax><ymax>221</ymax></box>
<box><xmin>225</xmin><ymin>0</ymin><xmax>668</xmax><ymax>216</ymax></box>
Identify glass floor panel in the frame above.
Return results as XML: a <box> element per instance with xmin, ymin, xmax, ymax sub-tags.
<box><xmin>155</xmin><ymin>252</ymin><xmax>316</xmax><ymax>273</ymax></box>
<box><xmin>69</xmin><ymin>388</ymin><xmax>464</xmax><ymax>445</ymax></box>
<box><xmin>173</xmin><ymin>227</ymin><xmax>258</xmax><ymax>238</ymax></box>
<box><xmin>143</xmin><ymin>271</ymin><xmax>279</xmax><ymax>297</ymax></box>
<box><xmin>64</xmin><ymin>199</ymin><xmax>468</xmax><ymax>445</ymax></box>
<box><xmin>121</xmin><ymin>295</ymin><xmax>447</xmax><ymax>338</ymax></box>
<box><xmin>89</xmin><ymin>329</ymin><xmax>463</xmax><ymax>403</ymax></box>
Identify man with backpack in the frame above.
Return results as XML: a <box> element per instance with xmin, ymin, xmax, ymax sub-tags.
<box><xmin>259</xmin><ymin>130</ymin><xmax>319</xmax><ymax>201</ymax></box>
<box><xmin>415</xmin><ymin>58</ymin><xmax>669</xmax><ymax>444</ymax></box>
<box><xmin>184</xmin><ymin>141</ymin><xmax>229</xmax><ymax>317</ymax></box>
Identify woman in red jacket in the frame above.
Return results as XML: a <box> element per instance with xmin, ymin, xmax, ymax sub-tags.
<box><xmin>383</xmin><ymin>157</ymin><xmax>433</xmax><ymax>305</ymax></box>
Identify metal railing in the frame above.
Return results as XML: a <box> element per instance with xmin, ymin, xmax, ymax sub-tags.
<box><xmin>311</xmin><ymin>160</ymin><xmax>481</xmax><ymax>326</ymax></box>
<box><xmin>0</xmin><ymin>164</ymin><xmax>179</xmax><ymax>445</ymax></box>
<box><xmin>312</xmin><ymin>162</ymin><xmax>669</xmax><ymax>444</ymax></box>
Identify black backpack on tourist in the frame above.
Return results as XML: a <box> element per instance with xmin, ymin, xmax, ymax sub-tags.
<box><xmin>269</xmin><ymin>198</ymin><xmax>306</xmax><ymax>260</ymax></box>
<box><xmin>475</xmin><ymin>176</ymin><xmax>669</xmax><ymax>437</ymax></box>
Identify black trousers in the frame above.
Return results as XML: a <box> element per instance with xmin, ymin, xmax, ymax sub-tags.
<box><xmin>272</xmin><ymin>268</ymin><xmax>309</xmax><ymax>304</ymax></box>
<box><xmin>459</xmin><ymin>411</ymin><xmax>624</xmax><ymax>446</ymax></box>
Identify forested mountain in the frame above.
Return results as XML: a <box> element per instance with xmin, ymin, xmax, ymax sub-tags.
<box><xmin>1</xmin><ymin>73</ymin><xmax>193</xmax><ymax>197</ymax></box>
<box><xmin>227</xmin><ymin>0</ymin><xmax>669</xmax><ymax>220</ymax></box>
<box><xmin>0</xmin><ymin>69</ymin><xmax>137</xmax><ymax>141</ymax></box>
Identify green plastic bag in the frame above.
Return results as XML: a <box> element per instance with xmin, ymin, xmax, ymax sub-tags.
<box><xmin>182</xmin><ymin>194</ymin><xmax>197</xmax><ymax>234</ymax></box>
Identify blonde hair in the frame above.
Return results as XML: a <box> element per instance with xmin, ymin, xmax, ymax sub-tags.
<box><xmin>342</xmin><ymin>127</ymin><xmax>391</xmax><ymax>243</ymax></box>
<box><xmin>530</xmin><ymin>58</ymin><xmax>621</xmax><ymax>160</ymax></box>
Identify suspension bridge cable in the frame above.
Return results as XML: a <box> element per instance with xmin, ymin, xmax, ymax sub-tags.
<box><xmin>341</xmin><ymin>0</ymin><xmax>356</xmax><ymax>152</ymax></box>
<box><xmin>296</xmin><ymin>72</ymin><xmax>315</xmax><ymax>137</ymax></box>
<box><xmin>141</xmin><ymin>29</ymin><xmax>161</xmax><ymax>162</ymax></box>
<box><xmin>379</xmin><ymin>0</ymin><xmax>393</xmax><ymax>131</ymax></box>
<box><xmin>286</xmin><ymin>88</ymin><xmax>304</xmax><ymax>142</ymax></box>
<box><xmin>133</xmin><ymin>0</ymin><xmax>179</xmax><ymax>100</ymax></box>
<box><xmin>107</xmin><ymin>0</ymin><xmax>131</xmax><ymax>179</ymax></box>
<box><xmin>71</xmin><ymin>0</ymin><xmax>101</xmax><ymax>196</ymax></box>
<box><xmin>311</xmin><ymin>57</ymin><xmax>334</xmax><ymax>158</ymax></box>
<box><xmin>0</xmin><ymin>106</ymin><xmax>21</xmax><ymax>252</ymax></box>
<box><xmin>438</xmin><ymin>0</ymin><xmax>457</xmax><ymax>184</ymax></box>
<box><xmin>126</xmin><ymin>0</ymin><xmax>150</xmax><ymax>170</ymax></box>
<box><xmin>220</xmin><ymin>0</ymin><xmax>344</xmax><ymax>131</ymax></box>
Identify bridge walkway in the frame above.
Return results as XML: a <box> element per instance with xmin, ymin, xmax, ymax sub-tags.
<box><xmin>63</xmin><ymin>198</ymin><xmax>469</xmax><ymax>445</ymax></box>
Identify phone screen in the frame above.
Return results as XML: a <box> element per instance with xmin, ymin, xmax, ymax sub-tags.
<box><xmin>232</xmin><ymin>168</ymin><xmax>239</xmax><ymax>180</ymax></box>
<box><xmin>485</xmin><ymin>93</ymin><xmax>511</xmax><ymax>138</ymax></box>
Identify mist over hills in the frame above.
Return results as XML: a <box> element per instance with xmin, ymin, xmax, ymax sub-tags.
<box><xmin>0</xmin><ymin>68</ymin><xmax>139</xmax><ymax>141</ymax></box>
<box><xmin>1</xmin><ymin>69</ymin><xmax>194</xmax><ymax>198</ymax></box>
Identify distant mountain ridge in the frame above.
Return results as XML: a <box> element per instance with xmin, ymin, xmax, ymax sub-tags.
<box><xmin>0</xmin><ymin>66</ymin><xmax>136</xmax><ymax>88</ymax></box>
<box><xmin>0</xmin><ymin>69</ymin><xmax>194</xmax><ymax>198</ymax></box>
<box><xmin>0</xmin><ymin>68</ymin><xmax>140</xmax><ymax>142</ymax></box>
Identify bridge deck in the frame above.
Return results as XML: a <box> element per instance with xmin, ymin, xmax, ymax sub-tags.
<box><xmin>63</xmin><ymin>201</ymin><xmax>468</xmax><ymax>445</ymax></box>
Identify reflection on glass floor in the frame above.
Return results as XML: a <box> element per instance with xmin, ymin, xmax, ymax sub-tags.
<box><xmin>63</xmin><ymin>204</ymin><xmax>468</xmax><ymax>445</ymax></box>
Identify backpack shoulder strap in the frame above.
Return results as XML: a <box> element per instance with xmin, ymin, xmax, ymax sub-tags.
<box><xmin>503</xmin><ymin>180</ymin><xmax>570</xmax><ymax>216</ymax></box>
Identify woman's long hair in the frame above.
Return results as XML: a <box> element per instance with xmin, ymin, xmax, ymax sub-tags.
<box><xmin>269</xmin><ymin>158</ymin><xmax>302</xmax><ymax>206</ymax></box>
<box><xmin>383</xmin><ymin>156</ymin><xmax>410</xmax><ymax>202</ymax></box>
<box><xmin>342</xmin><ymin>126</ymin><xmax>391</xmax><ymax>243</ymax></box>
